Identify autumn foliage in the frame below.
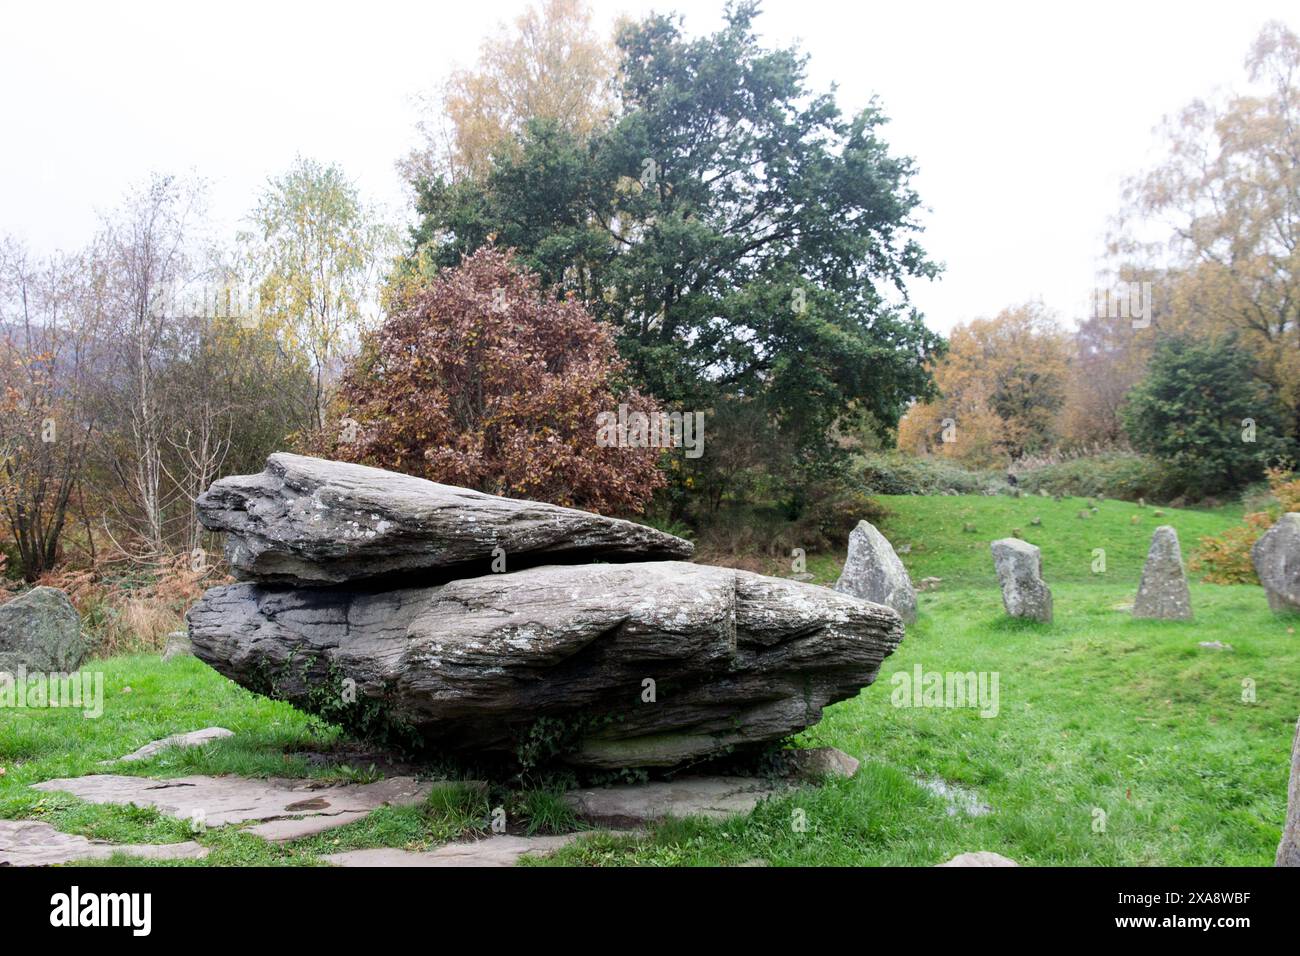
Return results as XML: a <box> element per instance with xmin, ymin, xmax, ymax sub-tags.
<box><xmin>1190</xmin><ymin>467</ymin><xmax>1300</xmax><ymax>583</ymax></box>
<box><xmin>329</xmin><ymin>246</ymin><xmax>665</xmax><ymax>513</ymax></box>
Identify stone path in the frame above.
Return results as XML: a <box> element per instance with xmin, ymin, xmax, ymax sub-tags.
<box><xmin>0</xmin><ymin>819</ymin><xmax>208</xmax><ymax>866</ymax></box>
<box><xmin>33</xmin><ymin>774</ymin><xmax>432</xmax><ymax>841</ymax></box>
<box><xmin>17</xmin><ymin>747</ymin><xmax>864</xmax><ymax>866</ymax></box>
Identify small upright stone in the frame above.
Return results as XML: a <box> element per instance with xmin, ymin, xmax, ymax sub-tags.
<box><xmin>1279</xmin><ymin>717</ymin><xmax>1300</xmax><ymax>867</ymax></box>
<box><xmin>834</xmin><ymin>519</ymin><xmax>917</xmax><ymax>623</ymax></box>
<box><xmin>161</xmin><ymin>631</ymin><xmax>193</xmax><ymax>661</ymax></box>
<box><xmin>1132</xmin><ymin>526</ymin><xmax>1192</xmax><ymax>620</ymax></box>
<box><xmin>990</xmin><ymin>538</ymin><xmax>1052</xmax><ymax>622</ymax></box>
<box><xmin>1252</xmin><ymin>513</ymin><xmax>1300</xmax><ymax>614</ymax></box>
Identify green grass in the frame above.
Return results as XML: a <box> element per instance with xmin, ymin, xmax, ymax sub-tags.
<box><xmin>3</xmin><ymin>495</ymin><xmax>1293</xmax><ymax>866</ymax></box>
<box><xmin>867</xmin><ymin>492</ymin><xmax>1240</xmax><ymax>587</ymax></box>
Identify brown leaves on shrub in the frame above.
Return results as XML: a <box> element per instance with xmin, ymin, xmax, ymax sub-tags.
<box><xmin>328</xmin><ymin>246</ymin><xmax>665</xmax><ymax>514</ymax></box>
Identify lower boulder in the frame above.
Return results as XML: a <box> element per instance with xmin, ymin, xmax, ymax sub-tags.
<box><xmin>187</xmin><ymin>562</ymin><xmax>903</xmax><ymax>770</ymax></box>
<box><xmin>0</xmin><ymin>587</ymin><xmax>87</xmax><ymax>674</ymax></box>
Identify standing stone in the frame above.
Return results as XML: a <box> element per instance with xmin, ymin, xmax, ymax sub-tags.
<box><xmin>1132</xmin><ymin>526</ymin><xmax>1192</xmax><ymax>620</ymax></box>
<box><xmin>0</xmin><ymin>587</ymin><xmax>86</xmax><ymax>673</ymax></box>
<box><xmin>1252</xmin><ymin>513</ymin><xmax>1300</xmax><ymax>614</ymax></box>
<box><xmin>1278</xmin><ymin>717</ymin><xmax>1300</xmax><ymax>867</ymax></box>
<box><xmin>834</xmin><ymin>519</ymin><xmax>917</xmax><ymax>623</ymax></box>
<box><xmin>990</xmin><ymin>538</ymin><xmax>1052</xmax><ymax>623</ymax></box>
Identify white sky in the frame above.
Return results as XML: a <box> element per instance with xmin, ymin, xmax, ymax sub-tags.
<box><xmin>2</xmin><ymin>0</ymin><xmax>1296</xmax><ymax>333</ymax></box>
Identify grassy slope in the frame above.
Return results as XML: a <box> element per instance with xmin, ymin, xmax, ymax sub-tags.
<box><xmin>542</xmin><ymin>495</ymin><xmax>1296</xmax><ymax>866</ymax></box>
<box><xmin>2</xmin><ymin>494</ymin><xmax>1295</xmax><ymax>866</ymax></box>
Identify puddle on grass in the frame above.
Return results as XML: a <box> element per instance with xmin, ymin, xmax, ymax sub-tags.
<box><xmin>914</xmin><ymin>775</ymin><xmax>992</xmax><ymax>817</ymax></box>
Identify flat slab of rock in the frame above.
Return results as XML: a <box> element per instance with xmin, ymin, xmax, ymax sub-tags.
<box><xmin>0</xmin><ymin>586</ymin><xmax>87</xmax><ymax>673</ymax></box>
<box><xmin>564</xmin><ymin>777</ymin><xmax>781</xmax><ymax>827</ymax></box>
<box><xmin>834</xmin><ymin>520</ymin><xmax>917</xmax><ymax>623</ymax></box>
<box><xmin>107</xmin><ymin>727</ymin><xmax>233</xmax><ymax>764</ymax></box>
<box><xmin>936</xmin><ymin>851</ymin><xmax>1018</xmax><ymax>867</ymax></box>
<box><xmin>188</xmin><ymin>561</ymin><xmax>903</xmax><ymax>770</ymax></box>
<box><xmin>1253</xmin><ymin>514</ymin><xmax>1300</xmax><ymax>614</ymax></box>
<box><xmin>197</xmin><ymin>453</ymin><xmax>693</xmax><ymax>585</ymax></box>
<box><xmin>323</xmin><ymin>833</ymin><xmax>585</xmax><ymax>867</ymax></box>
<box><xmin>33</xmin><ymin>774</ymin><xmax>431</xmax><ymax>840</ymax></box>
<box><xmin>990</xmin><ymin>538</ymin><xmax>1052</xmax><ymax>622</ymax></box>
<box><xmin>0</xmin><ymin>819</ymin><xmax>208</xmax><ymax>866</ymax></box>
<box><xmin>1133</xmin><ymin>526</ymin><xmax>1192</xmax><ymax>620</ymax></box>
<box><xmin>1278</xmin><ymin>717</ymin><xmax>1300</xmax><ymax>867</ymax></box>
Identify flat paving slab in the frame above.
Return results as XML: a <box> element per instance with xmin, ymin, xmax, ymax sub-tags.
<box><xmin>323</xmin><ymin>833</ymin><xmax>587</xmax><ymax>867</ymax></box>
<box><xmin>106</xmin><ymin>727</ymin><xmax>234</xmax><ymax>764</ymax></box>
<box><xmin>0</xmin><ymin>819</ymin><xmax>208</xmax><ymax>867</ymax></box>
<box><xmin>564</xmin><ymin>776</ymin><xmax>781</xmax><ymax>828</ymax></box>
<box><xmin>33</xmin><ymin>774</ymin><xmax>432</xmax><ymax>841</ymax></box>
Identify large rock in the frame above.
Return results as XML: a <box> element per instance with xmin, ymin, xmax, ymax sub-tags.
<box><xmin>1279</xmin><ymin>717</ymin><xmax>1300</xmax><ymax>867</ymax></box>
<box><xmin>834</xmin><ymin>520</ymin><xmax>917</xmax><ymax>623</ymax></box>
<box><xmin>197</xmin><ymin>453</ymin><xmax>693</xmax><ymax>585</ymax></box>
<box><xmin>990</xmin><ymin>538</ymin><xmax>1052</xmax><ymax>623</ymax></box>
<box><xmin>1132</xmin><ymin>526</ymin><xmax>1192</xmax><ymax>620</ymax></box>
<box><xmin>0</xmin><ymin>586</ymin><xmax>86</xmax><ymax>673</ymax></box>
<box><xmin>1253</xmin><ymin>513</ymin><xmax>1300</xmax><ymax>614</ymax></box>
<box><xmin>187</xmin><ymin>561</ymin><xmax>903</xmax><ymax>770</ymax></box>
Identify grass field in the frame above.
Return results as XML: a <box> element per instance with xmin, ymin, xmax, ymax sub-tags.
<box><xmin>2</xmin><ymin>494</ymin><xmax>1295</xmax><ymax>866</ymax></box>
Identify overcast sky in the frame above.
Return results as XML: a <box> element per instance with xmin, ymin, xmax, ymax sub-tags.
<box><xmin>2</xmin><ymin>0</ymin><xmax>1296</xmax><ymax>333</ymax></box>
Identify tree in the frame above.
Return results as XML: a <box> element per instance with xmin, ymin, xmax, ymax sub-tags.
<box><xmin>1122</xmin><ymin>335</ymin><xmax>1294</xmax><ymax>495</ymax></box>
<box><xmin>409</xmin><ymin>1</ymin><xmax>943</xmax><ymax>483</ymax></box>
<box><xmin>1119</xmin><ymin>21</ymin><xmax>1300</xmax><ymax>435</ymax></box>
<box><xmin>244</xmin><ymin>157</ymin><xmax>393</xmax><ymax>434</ymax></box>
<box><xmin>898</xmin><ymin>303</ymin><xmax>1070</xmax><ymax>464</ymax></box>
<box><xmin>0</xmin><ymin>240</ymin><xmax>102</xmax><ymax>579</ymax></box>
<box><xmin>404</xmin><ymin>0</ymin><xmax>614</xmax><ymax>183</ymax></box>
<box><xmin>94</xmin><ymin>174</ymin><xmax>202</xmax><ymax>559</ymax></box>
<box><xmin>330</xmin><ymin>246</ymin><xmax>664</xmax><ymax>514</ymax></box>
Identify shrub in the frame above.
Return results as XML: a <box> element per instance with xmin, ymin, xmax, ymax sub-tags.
<box><xmin>1122</xmin><ymin>335</ymin><xmax>1295</xmax><ymax>496</ymax></box>
<box><xmin>1014</xmin><ymin>452</ymin><xmax>1182</xmax><ymax>503</ymax></box>
<box><xmin>1189</xmin><ymin>467</ymin><xmax>1300</xmax><ymax>583</ymax></box>
<box><xmin>329</xmin><ymin>246</ymin><xmax>665</xmax><ymax>515</ymax></box>
<box><xmin>857</xmin><ymin>452</ymin><xmax>1004</xmax><ymax>495</ymax></box>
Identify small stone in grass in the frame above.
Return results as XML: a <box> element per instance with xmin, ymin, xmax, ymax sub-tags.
<box><xmin>1030</xmin><ymin>517</ymin><xmax>1041</xmax><ymax>526</ymax></box>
